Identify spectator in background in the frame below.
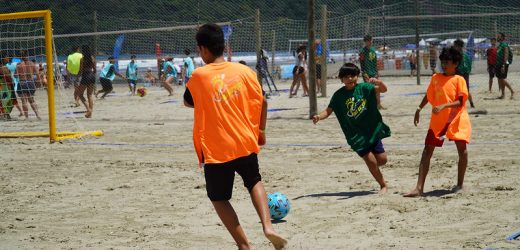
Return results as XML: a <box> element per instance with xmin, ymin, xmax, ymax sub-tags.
<box><xmin>67</xmin><ymin>46</ymin><xmax>83</xmax><ymax>107</ymax></box>
<box><xmin>486</xmin><ymin>38</ymin><xmax>498</xmax><ymax>93</ymax></box>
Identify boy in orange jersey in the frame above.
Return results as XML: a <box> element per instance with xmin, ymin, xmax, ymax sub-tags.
<box><xmin>404</xmin><ymin>46</ymin><xmax>472</xmax><ymax>197</ymax></box>
<box><xmin>183</xmin><ymin>23</ymin><xmax>287</xmax><ymax>250</ymax></box>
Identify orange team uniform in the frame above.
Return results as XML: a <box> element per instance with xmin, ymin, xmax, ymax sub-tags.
<box><xmin>187</xmin><ymin>62</ymin><xmax>263</xmax><ymax>164</ymax></box>
<box><xmin>426</xmin><ymin>73</ymin><xmax>472</xmax><ymax>143</ymax></box>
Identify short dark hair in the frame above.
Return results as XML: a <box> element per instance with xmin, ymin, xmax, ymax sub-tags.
<box><xmin>108</xmin><ymin>56</ymin><xmax>114</xmax><ymax>60</ymax></box>
<box><xmin>490</xmin><ymin>38</ymin><xmax>496</xmax><ymax>42</ymax></box>
<box><xmin>338</xmin><ymin>63</ymin><xmax>360</xmax><ymax>78</ymax></box>
<box><xmin>196</xmin><ymin>23</ymin><xmax>225</xmax><ymax>57</ymax></box>
<box><xmin>130</xmin><ymin>55</ymin><xmax>136</xmax><ymax>59</ymax></box>
<box><xmin>238</xmin><ymin>60</ymin><xmax>247</xmax><ymax>65</ymax></box>
<box><xmin>439</xmin><ymin>46</ymin><xmax>462</xmax><ymax>65</ymax></box>
<box><xmin>453</xmin><ymin>39</ymin><xmax>464</xmax><ymax>48</ymax></box>
<box><xmin>498</xmin><ymin>32</ymin><xmax>506</xmax><ymax>39</ymax></box>
<box><xmin>363</xmin><ymin>35</ymin><xmax>372</xmax><ymax>42</ymax></box>
<box><xmin>184</xmin><ymin>49</ymin><xmax>190</xmax><ymax>55</ymax></box>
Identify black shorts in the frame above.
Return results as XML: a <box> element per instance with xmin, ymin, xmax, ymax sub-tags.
<box><xmin>487</xmin><ymin>64</ymin><xmax>496</xmax><ymax>78</ymax></box>
<box><xmin>292</xmin><ymin>66</ymin><xmax>304</xmax><ymax>75</ymax></box>
<box><xmin>495</xmin><ymin>64</ymin><xmax>509</xmax><ymax>79</ymax></box>
<box><xmin>204</xmin><ymin>153</ymin><xmax>262</xmax><ymax>201</ymax></box>
<box><xmin>410</xmin><ymin>63</ymin><xmax>416</xmax><ymax>70</ymax></box>
<box><xmin>316</xmin><ymin>64</ymin><xmax>322</xmax><ymax>79</ymax></box>
<box><xmin>16</xmin><ymin>80</ymin><xmax>36</xmax><ymax>96</ymax></box>
<box><xmin>81</xmin><ymin>72</ymin><xmax>96</xmax><ymax>85</ymax></box>
<box><xmin>99</xmin><ymin>77</ymin><xmax>113</xmax><ymax>91</ymax></box>
<box><xmin>356</xmin><ymin>140</ymin><xmax>385</xmax><ymax>157</ymax></box>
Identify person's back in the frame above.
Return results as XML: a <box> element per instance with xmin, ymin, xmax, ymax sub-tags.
<box><xmin>16</xmin><ymin>59</ymin><xmax>36</xmax><ymax>81</ymax></box>
<box><xmin>189</xmin><ymin>62</ymin><xmax>261</xmax><ymax>163</ymax></box>
<box><xmin>67</xmin><ymin>51</ymin><xmax>83</xmax><ymax>75</ymax></box>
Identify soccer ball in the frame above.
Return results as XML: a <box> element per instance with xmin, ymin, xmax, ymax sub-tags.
<box><xmin>267</xmin><ymin>192</ymin><xmax>291</xmax><ymax>220</ymax></box>
<box><xmin>137</xmin><ymin>87</ymin><xmax>147</xmax><ymax>97</ymax></box>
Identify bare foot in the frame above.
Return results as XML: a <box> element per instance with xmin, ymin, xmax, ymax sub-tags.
<box><xmin>403</xmin><ymin>188</ymin><xmax>423</xmax><ymax>197</ymax></box>
<box><xmin>379</xmin><ymin>186</ymin><xmax>388</xmax><ymax>195</ymax></box>
<box><xmin>498</xmin><ymin>95</ymin><xmax>505</xmax><ymax>99</ymax></box>
<box><xmin>36</xmin><ymin>116</ymin><xmax>42</xmax><ymax>121</ymax></box>
<box><xmin>85</xmin><ymin>110</ymin><xmax>92</xmax><ymax>118</ymax></box>
<box><xmin>18</xmin><ymin>113</ymin><xmax>23</xmax><ymax>117</ymax></box>
<box><xmin>452</xmin><ymin>185</ymin><xmax>464</xmax><ymax>193</ymax></box>
<box><xmin>265</xmin><ymin>230</ymin><xmax>287</xmax><ymax>250</ymax></box>
<box><xmin>74</xmin><ymin>103</ymin><xmax>80</xmax><ymax>107</ymax></box>
<box><xmin>511</xmin><ymin>92</ymin><xmax>515</xmax><ymax>100</ymax></box>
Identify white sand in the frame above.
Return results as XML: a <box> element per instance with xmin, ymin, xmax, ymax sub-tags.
<box><xmin>1</xmin><ymin>72</ymin><xmax>519</xmax><ymax>249</ymax></box>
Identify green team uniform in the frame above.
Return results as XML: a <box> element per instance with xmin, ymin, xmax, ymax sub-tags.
<box><xmin>496</xmin><ymin>42</ymin><xmax>510</xmax><ymax>66</ymax></box>
<box><xmin>359</xmin><ymin>47</ymin><xmax>378</xmax><ymax>78</ymax></box>
<box><xmin>328</xmin><ymin>83</ymin><xmax>391</xmax><ymax>154</ymax></box>
<box><xmin>457</xmin><ymin>53</ymin><xmax>472</xmax><ymax>75</ymax></box>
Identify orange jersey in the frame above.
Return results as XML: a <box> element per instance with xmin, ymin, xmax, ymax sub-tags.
<box><xmin>426</xmin><ymin>74</ymin><xmax>472</xmax><ymax>143</ymax></box>
<box><xmin>187</xmin><ymin>62</ymin><xmax>263</xmax><ymax>164</ymax></box>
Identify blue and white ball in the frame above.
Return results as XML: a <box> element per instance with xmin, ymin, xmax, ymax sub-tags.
<box><xmin>268</xmin><ymin>192</ymin><xmax>291</xmax><ymax>220</ymax></box>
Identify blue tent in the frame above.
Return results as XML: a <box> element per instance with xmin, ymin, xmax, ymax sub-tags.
<box><xmin>403</xmin><ymin>44</ymin><xmax>417</xmax><ymax>49</ymax></box>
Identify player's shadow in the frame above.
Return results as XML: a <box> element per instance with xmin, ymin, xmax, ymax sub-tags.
<box><xmin>293</xmin><ymin>191</ymin><xmax>375</xmax><ymax>200</ymax></box>
<box><xmin>423</xmin><ymin>189</ymin><xmax>455</xmax><ymax>197</ymax></box>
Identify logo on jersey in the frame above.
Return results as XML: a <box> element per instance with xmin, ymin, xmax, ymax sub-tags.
<box><xmin>212</xmin><ymin>74</ymin><xmax>243</xmax><ymax>103</ymax></box>
<box><xmin>345</xmin><ymin>97</ymin><xmax>367</xmax><ymax>118</ymax></box>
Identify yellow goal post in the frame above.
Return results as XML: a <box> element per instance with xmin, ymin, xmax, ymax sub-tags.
<box><xmin>0</xmin><ymin>10</ymin><xmax>103</xmax><ymax>142</ymax></box>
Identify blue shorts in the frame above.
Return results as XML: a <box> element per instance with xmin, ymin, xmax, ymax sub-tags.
<box><xmin>16</xmin><ymin>80</ymin><xmax>36</xmax><ymax>96</ymax></box>
<box><xmin>356</xmin><ymin>140</ymin><xmax>385</xmax><ymax>157</ymax></box>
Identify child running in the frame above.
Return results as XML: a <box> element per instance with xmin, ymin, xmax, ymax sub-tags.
<box><xmin>183</xmin><ymin>23</ymin><xmax>287</xmax><ymax>250</ymax></box>
<box><xmin>162</xmin><ymin>57</ymin><xmax>176</xmax><ymax>96</ymax></box>
<box><xmin>404</xmin><ymin>46</ymin><xmax>472</xmax><ymax>197</ymax></box>
<box><xmin>312</xmin><ymin>63</ymin><xmax>390</xmax><ymax>194</ymax></box>
<box><xmin>96</xmin><ymin>56</ymin><xmax>126</xmax><ymax>99</ymax></box>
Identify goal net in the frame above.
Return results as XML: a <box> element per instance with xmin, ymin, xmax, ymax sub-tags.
<box><xmin>0</xmin><ymin>10</ymin><xmax>102</xmax><ymax>142</ymax></box>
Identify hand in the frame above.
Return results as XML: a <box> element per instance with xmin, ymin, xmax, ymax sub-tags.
<box><xmin>414</xmin><ymin>110</ymin><xmax>420</xmax><ymax>126</ymax></box>
<box><xmin>312</xmin><ymin>115</ymin><xmax>320</xmax><ymax>124</ymax></box>
<box><xmin>501</xmin><ymin>65</ymin><xmax>506</xmax><ymax>73</ymax></box>
<box><xmin>368</xmin><ymin>77</ymin><xmax>379</xmax><ymax>84</ymax></box>
<box><xmin>432</xmin><ymin>104</ymin><xmax>444</xmax><ymax>113</ymax></box>
<box><xmin>258</xmin><ymin>131</ymin><xmax>266</xmax><ymax>146</ymax></box>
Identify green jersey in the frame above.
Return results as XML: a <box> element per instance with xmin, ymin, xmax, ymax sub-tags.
<box><xmin>457</xmin><ymin>53</ymin><xmax>472</xmax><ymax>75</ymax></box>
<box><xmin>496</xmin><ymin>42</ymin><xmax>510</xmax><ymax>66</ymax></box>
<box><xmin>359</xmin><ymin>47</ymin><xmax>378</xmax><ymax>77</ymax></box>
<box><xmin>328</xmin><ymin>83</ymin><xmax>391</xmax><ymax>153</ymax></box>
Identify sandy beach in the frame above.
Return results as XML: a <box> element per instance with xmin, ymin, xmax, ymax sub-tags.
<box><xmin>1</xmin><ymin>71</ymin><xmax>519</xmax><ymax>249</ymax></box>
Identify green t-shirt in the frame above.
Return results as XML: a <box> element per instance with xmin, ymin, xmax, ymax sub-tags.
<box><xmin>456</xmin><ymin>53</ymin><xmax>472</xmax><ymax>75</ymax></box>
<box><xmin>328</xmin><ymin>83</ymin><xmax>391</xmax><ymax>153</ymax></box>
<box><xmin>496</xmin><ymin>42</ymin><xmax>509</xmax><ymax>66</ymax></box>
<box><xmin>359</xmin><ymin>47</ymin><xmax>378</xmax><ymax>77</ymax></box>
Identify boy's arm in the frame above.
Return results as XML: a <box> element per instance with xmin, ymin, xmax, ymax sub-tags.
<box><xmin>258</xmin><ymin>97</ymin><xmax>268</xmax><ymax>145</ymax></box>
<box><xmin>414</xmin><ymin>95</ymin><xmax>429</xmax><ymax>126</ymax></box>
<box><xmin>312</xmin><ymin>107</ymin><xmax>333</xmax><ymax>124</ymax></box>
<box><xmin>183</xmin><ymin>88</ymin><xmax>194</xmax><ymax>108</ymax></box>
<box><xmin>432</xmin><ymin>95</ymin><xmax>463</xmax><ymax>114</ymax></box>
<box><xmin>369</xmin><ymin>78</ymin><xmax>387</xmax><ymax>93</ymax></box>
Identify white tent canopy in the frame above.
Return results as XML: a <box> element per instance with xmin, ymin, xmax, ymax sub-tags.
<box><xmin>441</xmin><ymin>38</ymin><xmax>488</xmax><ymax>45</ymax></box>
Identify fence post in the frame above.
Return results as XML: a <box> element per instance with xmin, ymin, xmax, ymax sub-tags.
<box><xmin>320</xmin><ymin>4</ymin><xmax>328</xmax><ymax>97</ymax></box>
<box><xmin>308</xmin><ymin>0</ymin><xmax>317</xmax><ymax>118</ymax></box>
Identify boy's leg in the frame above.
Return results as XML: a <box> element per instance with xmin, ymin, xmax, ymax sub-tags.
<box><xmin>249</xmin><ymin>182</ymin><xmax>288</xmax><ymax>250</ymax></box>
<box><xmin>361</xmin><ymin>152</ymin><xmax>387</xmax><ymax>194</ymax></box>
<box><xmin>404</xmin><ymin>145</ymin><xmax>435</xmax><ymax>197</ymax></box>
<box><xmin>211</xmin><ymin>201</ymin><xmax>250</xmax><ymax>250</ymax></box>
<box><xmin>454</xmin><ymin>141</ymin><xmax>468</xmax><ymax>191</ymax></box>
